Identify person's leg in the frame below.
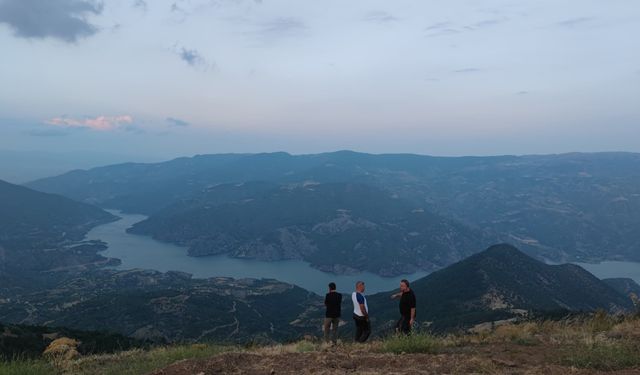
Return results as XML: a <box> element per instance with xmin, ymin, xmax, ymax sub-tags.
<box><xmin>353</xmin><ymin>315</ymin><xmax>363</xmax><ymax>342</ymax></box>
<box><xmin>361</xmin><ymin>319</ymin><xmax>371</xmax><ymax>342</ymax></box>
<box><xmin>330</xmin><ymin>318</ymin><xmax>339</xmax><ymax>344</ymax></box>
<box><xmin>323</xmin><ymin>318</ymin><xmax>332</xmax><ymax>343</ymax></box>
<box><xmin>401</xmin><ymin>315</ymin><xmax>411</xmax><ymax>335</ymax></box>
<box><xmin>395</xmin><ymin>316</ymin><xmax>404</xmax><ymax>334</ymax></box>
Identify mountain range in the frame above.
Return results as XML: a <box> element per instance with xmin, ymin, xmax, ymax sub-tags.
<box><xmin>25</xmin><ymin>151</ymin><xmax>640</xmax><ymax>273</ymax></box>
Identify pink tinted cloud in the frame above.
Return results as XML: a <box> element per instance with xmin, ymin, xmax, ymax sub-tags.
<box><xmin>45</xmin><ymin>115</ymin><xmax>134</xmax><ymax>131</ymax></box>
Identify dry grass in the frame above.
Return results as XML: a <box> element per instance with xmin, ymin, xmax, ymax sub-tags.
<box><xmin>7</xmin><ymin>313</ymin><xmax>640</xmax><ymax>374</ymax></box>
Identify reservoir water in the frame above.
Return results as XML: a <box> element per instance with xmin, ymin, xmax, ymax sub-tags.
<box><xmin>86</xmin><ymin>211</ymin><xmax>429</xmax><ymax>295</ymax></box>
<box><xmin>574</xmin><ymin>261</ymin><xmax>640</xmax><ymax>285</ymax></box>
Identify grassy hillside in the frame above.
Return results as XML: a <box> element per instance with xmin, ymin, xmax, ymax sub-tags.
<box><xmin>5</xmin><ymin>313</ymin><xmax>640</xmax><ymax>374</ymax></box>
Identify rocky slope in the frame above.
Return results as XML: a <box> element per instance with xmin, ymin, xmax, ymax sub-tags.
<box><xmin>128</xmin><ymin>182</ymin><xmax>494</xmax><ymax>276</ymax></box>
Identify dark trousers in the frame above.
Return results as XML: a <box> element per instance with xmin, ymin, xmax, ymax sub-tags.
<box><xmin>396</xmin><ymin>315</ymin><xmax>412</xmax><ymax>335</ymax></box>
<box><xmin>353</xmin><ymin>314</ymin><xmax>371</xmax><ymax>343</ymax></box>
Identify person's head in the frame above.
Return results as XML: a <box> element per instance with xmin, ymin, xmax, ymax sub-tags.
<box><xmin>400</xmin><ymin>279</ymin><xmax>410</xmax><ymax>292</ymax></box>
<box><xmin>355</xmin><ymin>281</ymin><xmax>365</xmax><ymax>293</ymax></box>
<box><xmin>328</xmin><ymin>282</ymin><xmax>336</xmax><ymax>291</ymax></box>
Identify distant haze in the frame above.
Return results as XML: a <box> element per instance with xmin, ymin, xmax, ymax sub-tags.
<box><xmin>1</xmin><ymin>0</ymin><xmax>639</xmax><ymax>158</ymax></box>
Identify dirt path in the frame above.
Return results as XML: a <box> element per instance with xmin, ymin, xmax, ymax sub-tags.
<box><xmin>150</xmin><ymin>343</ymin><xmax>640</xmax><ymax>375</ymax></box>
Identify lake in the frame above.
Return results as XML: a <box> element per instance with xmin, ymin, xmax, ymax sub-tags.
<box><xmin>574</xmin><ymin>261</ymin><xmax>640</xmax><ymax>285</ymax></box>
<box><xmin>86</xmin><ymin>211</ymin><xmax>429</xmax><ymax>295</ymax></box>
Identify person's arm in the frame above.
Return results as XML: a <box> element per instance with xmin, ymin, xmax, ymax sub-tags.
<box><xmin>356</xmin><ymin>293</ymin><xmax>368</xmax><ymax>318</ymax></box>
<box><xmin>409</xmin><ymin>294</ymin><xmax>416</xmax><ymax>325</ymax></box>
<box><xmin>391</xmin><ymin>292</ymin><xmax>401</xmax><ymax>299</ymax></box>
<box><xmin>359</xmin><ymin>303</ymin><xmax>368</xmax><ymax>318</ymax></box>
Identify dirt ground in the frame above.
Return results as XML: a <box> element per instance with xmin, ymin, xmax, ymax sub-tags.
<box><xmin>150</xmin><ymin>343</ymin><xmax>640</xmax><ymax>375</ymax></box>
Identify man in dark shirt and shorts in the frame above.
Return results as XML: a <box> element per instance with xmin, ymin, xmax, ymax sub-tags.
<box><xmin>391</xmin><ymin>279</ymin><xmax>416</xmax><ymax>334</ymax></box>
<box><xmin>324</xmin><ymin>282</ymin><xmax>342</xmax><ymax>344</ymax></box>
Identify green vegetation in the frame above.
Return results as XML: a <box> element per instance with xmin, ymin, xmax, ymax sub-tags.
<box><xmin>66</xmin><ymin>344</ymin><xmax>234</xmax><ymax>375</ymax></box>
<box><xmin>0</xmin><ymin>358</ymin><xmax>57</xmax><ymax>375</ymax></box>
<box><xmin>0</xmin><ymin>179</ymin><xmax>115</xmax><ymax>251</ymax></box>
<box><xmin>379</xmin><ymin>333</ymin><xmax>441</xmax><ymax>354</ymax></box>
<box><xmin>0</xmin><ymin>344</ymin><xmax>234</xmax><ymax>375</ymax></box>
<box><xmin>5</xmin><ymin>314</ymin><xmax>640</xmax><ymax>374</ymax></box>
<box><xmin>560</xmin><ymin>342</ymin><xmax>640</xmax><ymax>371</ymax></box>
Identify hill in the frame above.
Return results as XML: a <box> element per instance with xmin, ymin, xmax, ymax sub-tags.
<box><xmin>0</xmin><ymin>322</ymin><xmax>145</xmax><ymax>359</ymax></box>
<box><xmin>26</xmin><ymin>151</ymin><xmax>640</xmax><ymax>266</ymax></box>
<box><xmin>603</xmin><ymin>278</ymin><xmax>640</xmax><ymax>301</ymax></box>
<box><xmin>0</xmin><ymin>179</ymin><xmax>116</xmax><ymax>250</ymax></box>
<box><xmin>0</xmin><ymin>179</ymin><xmax>118</xmax><ymax>275</ymax></box>
<box><xmin>5</xmin><ymin>313</ymin><xmax>640</xmax><ymax>374</ymax></box>
<box><xmin>0</xmin><ymin>269</ymin><xmax>321</xmax><ymax>343</ymax></box>
<box><xmin>128</xmin><ymin>182</ymin><xmax>494</xmax><ymax>275</ymax></box>
<box><xmin>368</xmin><ymin>244</ymin><xmax>634</xmax><ymax>331</ymax></box>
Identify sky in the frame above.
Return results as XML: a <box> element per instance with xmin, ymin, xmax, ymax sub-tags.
<box><xmin>1</xmin><ymin>0</ymin><xmax>639</xmax><ymax>162</ymax></box>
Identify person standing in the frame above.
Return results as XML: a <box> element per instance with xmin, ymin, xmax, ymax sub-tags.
<box><xmin>323</xmin><ymin>282</ymin><xmax>342</xmax><ymax>345</ymax></box>
<box><xmin>391</xmin><ymin>279</ymin><xmax>416</xmax><ymax>334</ymax></box>
<box><xmin>352</xmin><ymin>281</ymin><xmax>371</xmax><ymax>342</ymax></box>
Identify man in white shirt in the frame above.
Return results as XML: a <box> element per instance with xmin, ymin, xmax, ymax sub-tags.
<box><xmin>351</xmin><ymin>280</ymin><xmax>371</xmax><ymax>342</ymax></box>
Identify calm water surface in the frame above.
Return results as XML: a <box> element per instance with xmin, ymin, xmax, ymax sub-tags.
<box><xmin>574</xmin><ymin>261</ymin><xmax>640</xmax><ymax>284</ymax></box>
<box><xmin>86</xmin><ymin>211</ymin><xmax>429</xmax><ymax>295</ymax></box>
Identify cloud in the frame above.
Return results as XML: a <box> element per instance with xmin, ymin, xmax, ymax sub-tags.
<box><xmin>252</xmin><ymin>17</ymin><xmax>307</xmax><ymax>40</ymax></box>
<box><xmin>557</xmin><ymin>17</ymin><xmax>594</xmax><ymax>28</ymax></box>
<box><xmin>425</xmin><ymin>18</ymin><xmax>505</xmax><ymax>37</ymax></box>
<box><xmin>425</xmin><ymin>21</ymin><xmax>452</xmax><ymax>31</ymax></box>
<box><xmin>466</xmin><ymin>18</ymin><xmax>506</xmax><ymax>30</ymax></box>
<box><xmin>174</xmin><ymin>46</ymin><xmax>212</xmax><ymax>70</ymax></box>
<box><xmin>452</xmin><ymin>68</ymin><xmax>481</xmax><ymax>73</ymax></box>
<box><xmin>44</xmin><ymin>115</ymin><xmax>134</xmax><ymax>131</ymax></box>
<box><xmin>132</xmin><ymin>0</ymin><xmax>147</xmax><ymax>11</ymax></box>
<box><xmin>0</xmin><ymin>0</ymin><xmax>104</xmax><ymax>43</ymax></box>
<box><xmin>166</xmin><ymin>117</ymin><xmax>190</xmax><ymax>127</ymax></box>
<box><xmin>364</xmin><ymin>11</ymin><xmax>398</xmax><ymax>24</ymax></box>
<box><xmin>424</xmin><ymin>22</ymin><xmax>459</xmax><ymax>37</ymax></box>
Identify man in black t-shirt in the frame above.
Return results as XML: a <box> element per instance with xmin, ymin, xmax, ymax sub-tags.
<box><xmin>391</xmin><ymin>279</ymin><xmax>416</xmax><ymax>334</ymax></box>
<box><xmin>324</xmin><ymin>282</ymin><xmax>342</xmax><ymax>344</ymax></box>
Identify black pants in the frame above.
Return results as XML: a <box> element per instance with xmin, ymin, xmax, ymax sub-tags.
<box><xmin>353</xmin><ymin>314</ymin><xmax>371</xmax><ymax>342</ymax></box>
<box><xmin>396</xmin><ymin>315</ymin><xmax>412</xmax><ymax>335</ymax></box>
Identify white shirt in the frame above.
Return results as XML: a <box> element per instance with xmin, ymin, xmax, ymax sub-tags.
<box><xmin>352</xmin><ymin>291</ymin><xmax>369</xmax><ymax>317</ymax></box>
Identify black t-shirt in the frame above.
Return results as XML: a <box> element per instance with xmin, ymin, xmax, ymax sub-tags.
<box><xmin>399</xmin><ymin>289</ymin><xmax>416</xmax><ymax>317</ymax></box>
<box><xmin>324</xmin><ymin>291</ymin><xmax>342</xmax><ymax>318</ymax></box>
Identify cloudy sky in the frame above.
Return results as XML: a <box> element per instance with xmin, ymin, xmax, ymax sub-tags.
<box><xmin>1</xmin><ymin>0</ymin><xmax>639</xmax><ymax>160</ymax></box>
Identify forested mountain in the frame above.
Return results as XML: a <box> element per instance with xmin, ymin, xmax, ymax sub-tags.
<box><xmin>27</xmin><ymin>152</ymin><xmax>640</xmax><ymax>268</ymax></box>
<box><xmin>128</xmin><ymin>182</ymin><xmax>495</xmax><ymax>275</ymax></box>
<box><xmin>368</xmin><ymin>244</ymin><xmax>635</xmax><ymax>331</ymax></box>
<box><xmin>0</xmin><ymin>179</ymin><xmax>116</xmax><ymax>250</ymax></box>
